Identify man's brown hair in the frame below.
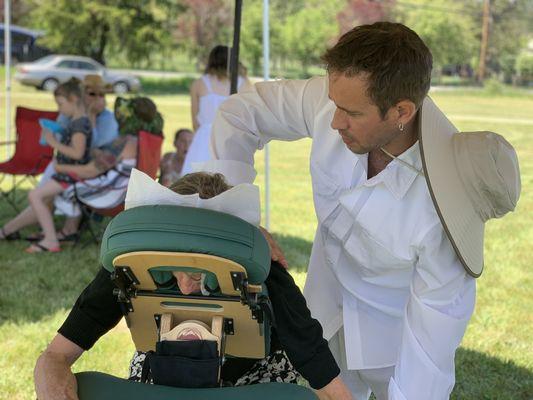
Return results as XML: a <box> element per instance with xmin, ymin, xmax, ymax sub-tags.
<box><xmin>170</xmin><ymin>172</ymin><xmax>231</xmax><ymax>199</ymax></box>
<box><xmin>322</xmin><ymin>22</ymin><xmax>432</xmax><ymax>118</ymax></box>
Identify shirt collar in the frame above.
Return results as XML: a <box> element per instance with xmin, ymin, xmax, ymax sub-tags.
<box><xmin>362</xmin><ymin>141</ymin><xmax>423</xmax><ymax>200</ymax></box>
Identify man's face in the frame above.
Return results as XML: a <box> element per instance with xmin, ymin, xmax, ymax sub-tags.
<box><xmin>328</xmin><ymin>72</ymin><xmax>399</xmax><ymax>154</ymax></box>
<box><xmin>83</xmin><ymin>88</ymin><xmax>106</xmax><ymax>114</ymax></box>
<box><xmin>175</xmin><ymin>131</ymin><xmax>194</xmax><ymax>157</ymax></box>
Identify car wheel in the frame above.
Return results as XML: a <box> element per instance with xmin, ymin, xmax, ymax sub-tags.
<box><xmin>42</xmin><ymin>78</ymin><xmax>59</xmax><ymax>92</ymax></box>
<box><xmin>113</xmin><ymin>81</ymin><xmax>129</xmax><ymax>94</ymax></box>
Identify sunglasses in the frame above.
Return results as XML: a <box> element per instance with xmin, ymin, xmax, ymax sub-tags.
<box><xmin>87</xmin><ymin>92</ymin><xmax>105</xmax><ymax>97</ymax></box>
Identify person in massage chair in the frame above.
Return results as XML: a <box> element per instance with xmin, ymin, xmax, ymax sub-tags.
<box><xmin>34</xmin><ymin>172</ymin><xmax>353</xmax><ymax>400</ymax></box>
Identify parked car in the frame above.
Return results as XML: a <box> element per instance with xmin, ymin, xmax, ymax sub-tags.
<box><xmin>14</xmin><ymin>54</ymin><xmax>141</xmax><ymax>93</ymax></box>
<box><xmin>0</xmin><ymin>24</ymin><xmax>49</xmax><ymax>63</ymax></box>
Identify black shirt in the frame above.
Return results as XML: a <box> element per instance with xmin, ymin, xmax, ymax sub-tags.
<box><xmin>58</xmin><ymin>262</ymin><xmax>339</xmax><ymax>389</ymax></box>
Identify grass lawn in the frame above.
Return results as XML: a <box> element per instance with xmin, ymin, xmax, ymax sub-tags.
<box><xmin>0</xmin><ymin>80</ymin><xmax>532</xmax><ymax>399</ymax></box>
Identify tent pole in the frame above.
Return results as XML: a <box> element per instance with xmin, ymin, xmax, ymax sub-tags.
<box><xmin>263</xmin><ymin>0</ymin><xmax>270</xmax><ymax>230</ymax></box>
<box><xmin>4</xmin><ymin>0</ymin><xmax>12</xmax><ymax>158</ymax></box>
<box><xmin>230</xmin><ymin>0</ymin><xmax>242</xmax><ymax>94</ymax></box>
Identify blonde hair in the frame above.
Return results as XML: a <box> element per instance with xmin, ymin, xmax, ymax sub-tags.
<box><xmin>170</xmin><ymin>172</ymin><xmax>231</xmax><ymax>199</ymax></box>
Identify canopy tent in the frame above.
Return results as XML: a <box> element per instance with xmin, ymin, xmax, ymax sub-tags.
<box><xmin>3</xmin><ymin>0</ymin><xmax>12</xmax><ymax>155</ymax></box>
<box><xmin>229</xmin><ymin>0</ymin><xmax>271</xmax><ymax>229</ymax></box>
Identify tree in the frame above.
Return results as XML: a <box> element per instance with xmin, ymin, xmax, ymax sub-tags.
<box><xmin>397</xmin><ymin>0</ymin><xmax>477</xmax><ymax>71</ymax></box>
<box><xmin>283</xmin><ymin>4</ymin><xmax>339</xmax><ymax>75</ymax></box>
<box><xmin>27</xmin><ymin>0</ymin><xmax>174</xmax><ymax>65</ymax></box>
<box><xmin>172</xmin><ymin>0</ymin><xmax>232</xmax><ymax>69</ymax></box>
<box><xmin>338</xmin><ymin>0</ymin><xmax>396</xmax><ymax>35</ymax></box>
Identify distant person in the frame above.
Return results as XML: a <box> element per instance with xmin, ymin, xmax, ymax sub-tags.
<box><xmin>25</xmin><ymin>79</ymin><xmax>91</xmax><ymax>253</ymax></box>
<box><xmin>181</xmin><ymin>45</ymin><xmax>251</xmax><ymax>175</ymax></box>
<box><xmin>4</xmin><ymin>75</ymin><xmax>119</xmax><ymax>244</ymax></box>
<box><xmin>159</xmin><ymin>128</ymin><xmax>194</xmax><ymax>187</ymax></box>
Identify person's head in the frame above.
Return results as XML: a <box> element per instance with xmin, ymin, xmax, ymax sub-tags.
<box><xmin>169</xmin><ymin>172</ymin><xmax>231</xmax><ymax>294</ymax></box>
<box><xmin>82</xmin><ymin>75</ymin><xmax>110</xmax><ymax>115</ymax></box>
<box><xmin>205</xmin><ymin>45</ymin><xmax>230</xmax><ymax>79</ymax></box>
<box><xmin>322</xmin><ymin>22</ymin><xmax>433</xmax><ymax>154</ymax></box>
<box><xmin>173</xmin><ymin>128</ymin><xmax>194</xmax><ymax>157</ymax></box>
<box><xmin>54</xmin><ymin>78</ymin><xmax>83</xmax><ymax>117</ymax></box>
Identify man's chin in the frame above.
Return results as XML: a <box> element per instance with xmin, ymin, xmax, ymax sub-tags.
<box><xmin>345</xmin><ymin>143</ymin><xmax>370</xmax><ymax>155</ymax></box>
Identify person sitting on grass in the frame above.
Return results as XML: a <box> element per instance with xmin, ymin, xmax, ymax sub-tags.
<box><xmin>159</xmin><ymin>128</ymin><xmax>193</xmax><ymax>187</ymax></box>
<box><xmin>23</xmin><ymin>79</ymin><xmax>92</xmax><ymax>253</ymax></box>
<box><xmin>34</xmin><ymin>172</ymin><xmax>352</xmax><ymax>400</ymax></box>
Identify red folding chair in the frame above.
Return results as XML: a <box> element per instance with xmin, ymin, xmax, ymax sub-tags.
<box><xmin>0</xmin><ymin>107</ymin><xmax>58</xmax><ymax>211</ymax></box>
<box><xmin>79</xmin><ymin>130</ymin><xmax>164</xmax><ymax>243</ymax></box>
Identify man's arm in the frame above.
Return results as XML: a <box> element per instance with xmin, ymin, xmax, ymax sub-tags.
<box><xmin>34</xmin><ymin>334</ymin><xmax>84</xmax><ymax>400</ymax></box>
<box><xmin>266</xmin><ymin>262</ymin><xmax>350</xmax><ymax>399</ymax></box>
<box><xmin>390</xmin><ymin>224</ymin><xmax>476</xmax><ymax>400</ymax></box>
<box><xmin>209</xmin><ymin>77</ymin><xmax>328</xmax><ymax>184</ymax></box>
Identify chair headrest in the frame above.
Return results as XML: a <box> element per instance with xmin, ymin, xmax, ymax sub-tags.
<box><xmin>100</xmin><ymin>205</ymin><xmax>271</xmax><ymax>285</ymax></box>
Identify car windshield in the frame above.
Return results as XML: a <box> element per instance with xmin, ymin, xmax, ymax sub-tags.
<box><xmin>33</xmin><ymin>55</ymin><xmax>57</xmax><ymax>65</ymax></box>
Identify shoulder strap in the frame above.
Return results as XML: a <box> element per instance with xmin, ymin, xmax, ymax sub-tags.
<box><xmin>201</xmin><ymin>75</ymin><xmax>213</xmax><ymax>93</ymax></box>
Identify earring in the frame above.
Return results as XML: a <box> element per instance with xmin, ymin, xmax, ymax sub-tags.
<box><xmin>398</xmin><ymin>122</ymin><xmax>404</xmax><ymax>132</ymax></box>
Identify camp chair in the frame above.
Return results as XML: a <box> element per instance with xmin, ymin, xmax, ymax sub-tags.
<box><xmin>75</xmin><ymin>205</ymin><xmax>317</xmax><ymax>400</ymax></box>
<box><xmin>78</xmin><ymin>130</ymin><xmax>164</xmax><ymax>244</ymax></box>
<box><xmin>0</xmin><ymin>107</ymin><xmax>58</xmax><ymax>211</ymax></box>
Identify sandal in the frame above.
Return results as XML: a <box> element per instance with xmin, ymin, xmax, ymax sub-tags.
<box><xmin>1</xmin><ymin>227</ymin><xmax>21</xmax><ymax>241</ymax></box>
<box><xmin>25</xmin><ymin>242</ymin><xmax>61</xmax><ymax>253</ymax></box>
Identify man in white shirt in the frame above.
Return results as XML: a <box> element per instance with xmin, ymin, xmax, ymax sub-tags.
<box><xmin>204</xmin><ymin>22</ymin><xmax>484</xmax><ymax>400</ymax></box>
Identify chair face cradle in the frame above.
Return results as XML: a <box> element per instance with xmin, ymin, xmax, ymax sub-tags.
<box><xmin>101</xmin><ymin>205</ymin><xmax>273</xmax><ymax>362</ymax></box>
<box><xmin>113</xmin><ymin>251</ymin><xmax>269</xmax><ymax>359</ymax></box>
<box><xmin>76</xmin><ymin>205</ymin><xmax>318</xmax><ymax>398</ymax></box>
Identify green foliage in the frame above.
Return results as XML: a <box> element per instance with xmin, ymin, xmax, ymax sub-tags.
<box><xmin>516</xmin><ymin>52</ymin><xmax>533</xmax><ymax>82</ymax></box>
<box><xmin>282</xmin><ymin>5</ymin><xmax>338</xmax><ymax>74</ymax></box>
<box><xmin>483</xmin><ymin>77</ymin><xmax>504</xmax><ymax>95</ymax></box>
<box><xmin>27</xmin><ymin>0</ymin><xmax>176</xmax><ymax>65</ymax></box>
<box><xmin>399</xmin><ymin>0</ymin><xmax>476</xmax><ymax>68</ymax></box>
<box><xmin>139</xmin><ymin>76</ymin><xmax>196</xmax><ymax>95</ymax></box>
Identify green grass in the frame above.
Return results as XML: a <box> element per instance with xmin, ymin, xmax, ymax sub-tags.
<box><xmin>0</xmin><ymin>81</ymin><xmax>532</xmax><ymax>399</ymax></box>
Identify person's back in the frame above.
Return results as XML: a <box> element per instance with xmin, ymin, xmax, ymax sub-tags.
<box><xmin>196</xmin><ymin>74</ymin><xmax>243</xmax><ymax>127</ymax></box>
<box><xmin>182</xmin><ymin>46</ymin><xmax>250</xmax><ymax>176</ymax></box>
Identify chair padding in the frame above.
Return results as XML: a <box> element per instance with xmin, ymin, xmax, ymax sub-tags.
<box><xmin>100</xmin><ymin>205</ymin><xmax>270</xmax><ymax>284</ymax></box>
<box><xmin>76</xmin><ymin>372</ymin><xmax>317</xmax><ymax>400</ymax></box>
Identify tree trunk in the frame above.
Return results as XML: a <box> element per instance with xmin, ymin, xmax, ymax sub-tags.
<box><xmin>94</xmin><ymin>23</ymin><xmax>110</xmax><ymax>65</ymax></box>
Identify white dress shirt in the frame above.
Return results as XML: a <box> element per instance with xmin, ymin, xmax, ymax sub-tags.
<box><xmin>208</xmin><ymin>76</ymin><xmax>476</xmax><ymax>400</ymax></box>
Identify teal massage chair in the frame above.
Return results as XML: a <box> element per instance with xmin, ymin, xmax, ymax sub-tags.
<box><xmin>75</xmin><ymin>205</ymin><xmax>317</xmax><ymax>399</ymax></box>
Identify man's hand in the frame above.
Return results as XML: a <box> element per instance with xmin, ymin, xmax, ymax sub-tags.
<box><xmin>315</xmin><ymin>375</ymin><xmax>353</xmax><ymax>400</ymax></box>
<box><xmin>34</xmin><ymin>334</ymin><xmax>83</xmax><ymax>400</ymax></box>
<box><xmin>259</xmin><ymin>226</ymin><xmax>288</xmax><ymax>269</ymax></box>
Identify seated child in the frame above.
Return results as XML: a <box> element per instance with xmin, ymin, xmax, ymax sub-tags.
<box><xmin>159</xmin><ymin>128</ymin><xmax>194</xmax><ymax>187</ymax></box>
<box><xmin>35</xmin><ymin>171</ymin><xmax>348</xmax><ymax>400</ymax></box>
<box><xmin>25</xmin><ymin>78</ymin><xmax>92</xmax><ymax>253</ymax></box>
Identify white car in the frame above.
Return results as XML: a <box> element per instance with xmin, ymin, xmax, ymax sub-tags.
<box><xmin>14</xmin><ymin>54</ymin><xmax>141</xmax><ymax>93</ymax></box>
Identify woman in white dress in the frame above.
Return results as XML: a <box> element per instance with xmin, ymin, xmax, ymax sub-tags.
<box><xmin>181</xmin><ymin>45</ymin><xmax>251</xmax><ymax>175</ymax></box>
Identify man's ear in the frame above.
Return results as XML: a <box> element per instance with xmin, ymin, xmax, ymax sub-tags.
<box><xmin>395</xmin><ymin>100</ymin><xmax>417</xmax><ymax>126</ymax></box>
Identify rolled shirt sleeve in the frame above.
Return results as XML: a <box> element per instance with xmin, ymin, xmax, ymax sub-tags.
<box><xmin>390</xmin><ymin>223</ymin><xmax>476</xmax><ymax>399</ymax></box>
<box><xmin>208</xmin><ymin>77</ymin><xmax>326</xmax><ymax>184</ymax></box>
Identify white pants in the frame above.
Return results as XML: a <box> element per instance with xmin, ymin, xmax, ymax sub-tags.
<box><xmin>329</xmin><ymin>329</ymin><xmax>395</xmax><ymax>400</ymax></box>
<box><xmin>38</xmin><ymin>161</ymin><xmax>55</xmax><ymax>187</ymax></box>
